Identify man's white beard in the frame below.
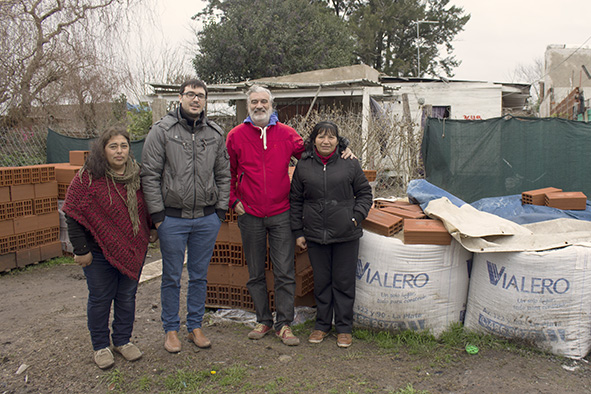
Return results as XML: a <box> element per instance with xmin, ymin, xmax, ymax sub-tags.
<box><xmin>250</xmin><ymin>109</ymin><xmax>271</xmax><ymax>126</ymax></box>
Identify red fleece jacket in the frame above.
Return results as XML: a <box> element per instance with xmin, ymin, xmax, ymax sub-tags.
<box><xmin>226</xmin><ymin>120</ymin><xmax>304</xmax><ymax>218</ymax></box>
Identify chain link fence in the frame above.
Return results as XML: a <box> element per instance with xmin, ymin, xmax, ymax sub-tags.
<box><xmin>287</xmin><ymin>107</ymin><xmax>424</xmax><ymax>198</ymax></box>
<box><xmin>0</xmin><ymin>123</ymin><xmax>102</xmax><ymax>167</ymax></box>
<box><xmin>0</xmin><ymin>125</ymin><xmax>49</xmax><ymax>167</ymax></box>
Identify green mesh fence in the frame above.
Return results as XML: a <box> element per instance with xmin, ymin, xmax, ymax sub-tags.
<box><xmin>422</xmin><ymin>116</ymin><xmax>591</xmax><ymax>203</ymax></box>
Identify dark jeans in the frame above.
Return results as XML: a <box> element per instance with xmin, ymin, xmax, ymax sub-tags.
<box><xmin>83</xmin><ymin>250</ymin><xmax>140</xmax><ymax>350</ymax></box>
<box><xmin>238</xmin><ymin>211</ymin><xmax>295</xmax><ymax>331</ymax></box>
<box><xmin>307</xmin><ymin>239</ymin><xmax>359</xmax><ymax>334</ymax></box>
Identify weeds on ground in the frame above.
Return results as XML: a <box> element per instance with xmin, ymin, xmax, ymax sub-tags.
<box><xmin>102</xmin><ymin>368</ymin><xmax>124</xmax><ymax>391</ymax></box>
<box><xmin>6</xmin><ymin>256</ymin><xmax>74</xmax><ymax>276</ymax></box>
<box><xmin>352</xmin><ymin>322</ymin><xmax>542</xmax><ymax>364</ymax></box>
<box><xmin>101</xmin><ymin>364</ymin><xmax>248</xmax><ymax>393</ymax></box>
<box><xmin>393</xmin><ymin>383</ymin><xmax>430</xmax><ymax>394</ymax></box>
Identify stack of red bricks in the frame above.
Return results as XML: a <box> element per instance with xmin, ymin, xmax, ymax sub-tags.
<box><xmin>206</xmin><ymin>209</ymin><xmax>315</xmax><ymax>312</ymax></box>
<box><xmin>55</xmin><ymin>151</ymin><xmax>86</xmax><ymax>199</ymax></box>
<box><xmin>363</xmin><ymin>200</ymin><xmax>452</xmax><ymax>245</ymax></box>
<box><xmin>0</xmin><ymin>165</ymin><xmax>62</xmax><ymax>272</ymax></box>
<box><xmin>522</xmin><ymin>187</ymin><xmax>588</xmax><ymax>210</ymax></box>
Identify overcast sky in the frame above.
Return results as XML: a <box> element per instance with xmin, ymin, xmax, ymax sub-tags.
<box><xmin>153</xmin><ymin>0</ymin><xmax>591</xmax><ymax>84</ymax></box>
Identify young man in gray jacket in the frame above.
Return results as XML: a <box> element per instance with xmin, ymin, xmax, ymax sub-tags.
<box><xmin>141</xmin><ymin>79</ymin><xmax>230</xmax><ymax>353</ymax></box>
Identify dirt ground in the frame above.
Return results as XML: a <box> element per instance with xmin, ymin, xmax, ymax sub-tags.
<box><xmin>1</xmin><ymin>254</ymin><xmax>591</xmax><ymax>394</ymax></box>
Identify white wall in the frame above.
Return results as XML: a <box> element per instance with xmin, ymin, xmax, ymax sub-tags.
<box><xmin>382</xmin><ymin>82</ymin><xmax>503</xmax><ymax>123</ymax></box>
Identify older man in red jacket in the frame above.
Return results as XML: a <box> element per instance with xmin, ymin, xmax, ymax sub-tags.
<box><xmin>226</xmin><ymin>85</ymin><xmax>352</xmax><ymax>346</ymax></box>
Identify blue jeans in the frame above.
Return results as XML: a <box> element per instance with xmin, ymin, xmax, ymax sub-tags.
<box><xmin>238</xmin><ymin>210</ymin><xmax>295</xmax><ymax>331</ymax></box>
<box><xmin>158</xmin><ymin>214</ymin><xmax>221</xmax><ymax>333</ymax></box>
<box><xmin>83</xmin><ymin>250</ymin><xmax>140</xmax><ymax>350</ymax></box>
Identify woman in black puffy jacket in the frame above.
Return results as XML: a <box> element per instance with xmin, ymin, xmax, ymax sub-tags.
<box><xmin>290</xmin><ymin>121</ymin><xmax>373</xmax><ymax>348</ymax></box>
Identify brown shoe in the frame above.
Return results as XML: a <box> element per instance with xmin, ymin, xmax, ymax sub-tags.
<box><xmin>308</xmin><ymin>330</ymin><xmax>329</xmax><ymax>344</ymax></box>
<box><xmin>164</xmin><ymin>331</ymin><xmax>181</xmax><ymax>353</ymax></box>
<box><xmin>337</xmin><ymin>333</ymin><xmax>352</xmax><ymax>348</ymax></box>
<box><xmin>188</xmin><ymin>328</ymin><xmax>211</xmax><ymax>348</ymax></box>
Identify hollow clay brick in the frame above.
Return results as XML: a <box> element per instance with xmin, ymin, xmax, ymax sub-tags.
<box><xmin>0</xmin><ymin>252</ymin><xmax>16</xmax><ymax>272</ymax></box>
<box><xmin>363</xmin><ymin>208</ymin><xmax>403</xmax><ymax>236</ymax></box>
<box><xmin>0</xmin><ymin>187</ymin><xmax>10</xmax><ymax>203</ymax></box>
<box><xmin>403</xmin><ymin>218</ymin><xmax>452</xmax><ymax>245</ymax></box>
<box><xmin>54</xmin><ymin>164</ymin><xmax>82</xmax><ymax>184</ymax></box>
<box><xmin>39</xmin><ymin>241</ymin><xmax>62</xmax><ymax>261</ymax></box>
<box><xmin>34</xmin><ymin>181</ymin><xmax>58</xmax><ymax>198</ymax></box>
<box><xmin>10</xmin><ymin>184</ymin><xmax>34</xmax><ymax>202</ymax></box>
<box><xmin>522</xmin><ymin>187</ymin><xmax>562</xmax><ymax>206</ymax></box>
<box><xmin>545</xmin><ymin>191</ymin><xmax>588</xmax><ymax>210</ymax></box>
<box><xmin>16</xmin><ymin>246</ymin><xmax>41</xmax><ymax>268</ymax></box>
<box><xmin>380</xmin><ymin>206</ymin><xmax>426</xmax><ymax>220</ymax></box>
<box><xmin>363</xmin><ymin>169</ymin><xmax>377</xmax><ymax>182</ymax></box>
<box><xmin>68</xmin><ymin>151</ymin><xmax>89</xmax><ymax>166</ymax></box>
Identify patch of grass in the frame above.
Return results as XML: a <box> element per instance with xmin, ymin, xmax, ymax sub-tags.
<box><xmin>163</xmin><ymin>368</ymin><xmax>209</xmax><ymax>392</ymax></box>
<box><xmin>291</xmin><ymin>319</ymin><xmax>314</xmax><ymax>336</ymax></box>
<box><xmin>262</xmin><ymin>378</ymin><xmax>280</xmax><ymax>394</ymax></box>
<box><xmin>354</xmin><ymin>322</ymin><xmax>543</xmax><ymax>359</ymax></box>
<box><xmin>218</xmin><ymin>365</ymin><xmax>247</xmax><ymax>386</ymax></box>
<box><xmin>394</xmin><ymin>383</ymin><xmax>430</xmax><ymax>394</ymax></box>
<box><xmin>396</xmin><ymin>329</ymin><xmax>438</xmax><ymax>355</ymax></box>
<box><xmin>158</xmin><ymin>364</ymin><xmax>249</xmax><ymax>393</ymax></box>
<box><xmin>351</xmin><ymin>322</ymin><xmax>559</xmax><ymax>374</ymax></box>
<box><xmin>102</xmin><ymin>368</ymin><xmax>125</xmax><ymax>392</ymax></box>
<box><xmin>7</xmin><ymin>256</ymin><xmax>74</xmax><ymax>275</ymax></box>
<box><xmin>342</xmin><ymin>350</ymin><xmax>365</xmax><ymax>360</ymax></box>
<box><xmin>134</xmin><ymin>375</ymin><xmax>153</xmax><ymax>392</ymax></box>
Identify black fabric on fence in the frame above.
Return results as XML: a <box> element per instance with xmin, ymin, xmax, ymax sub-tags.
<box><xmin>422</xmin><ymin>116</ymin><xmax>591</xmax><ymax>203</ymax></box>
<box><xmin>46</xmin><ymin>128</ymin><xmax>145</xmax><ymax>164</ymax></box>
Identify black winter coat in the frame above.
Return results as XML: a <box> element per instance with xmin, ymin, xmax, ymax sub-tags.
<box><xmin>290</xmin><ymin>147</ymin><xmax>373</xmax><ymax>244</ymax></box>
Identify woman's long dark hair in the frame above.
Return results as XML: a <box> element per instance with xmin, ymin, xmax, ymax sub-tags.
<box><xmin>85</xmin><ymin>126</ymin><xmax>132</xmax><ymax>178</ymax></box>
<box><xmin>304</xmin><ymin>121</ymin><xmax>340</xmax><ymax>151</ymax></box>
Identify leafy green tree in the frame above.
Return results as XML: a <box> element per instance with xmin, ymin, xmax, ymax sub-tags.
<box><xmin>348</xmin><ymin>0</ymin><xmax>470</xmax><ymax>77</ymax></box>
<box><xmin>193</xmin><ymin>0</ymin><xmax>356</xmax><ymax>83</ymax></box>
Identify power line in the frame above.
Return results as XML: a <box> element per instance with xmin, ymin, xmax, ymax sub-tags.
<box><xmin>536</xmin><ymin>34</ymin><xmax>591</xmax><ymax>84</ymax></box>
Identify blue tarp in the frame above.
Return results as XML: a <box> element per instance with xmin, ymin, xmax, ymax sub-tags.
<box><xmin>407</xmin><ymin>179</ymin><xmax>591</xmax><ymax>225</ymax></box>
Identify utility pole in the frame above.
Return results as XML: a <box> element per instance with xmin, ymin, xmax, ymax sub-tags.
<box><xmin>413</xmin><ymin>19</ymin><xmax>438</xmax><ymax>77</ymax></box>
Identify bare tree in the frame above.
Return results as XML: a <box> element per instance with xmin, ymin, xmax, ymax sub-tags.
<box><xmin>507</xmin><ymin>57</ymin><xmax>544</xmax><ymax>115</ymax></box>
<box><xmin>0</xmin><ymin>0</ymin><xmax>145</xmax><ymax>127</ymax></box>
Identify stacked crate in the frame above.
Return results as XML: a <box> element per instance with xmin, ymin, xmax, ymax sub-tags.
<box><xmin>55</xmin><ymin>151</ymin><xmax>86</xmax><ymax>253</ymax></box>
<box><xmin>206</xmin><ymin>209</ymin><xmax>315</xmax><ymax>311</ymax></box>
<box><xmin>0</xmin><ymin>165</ymin><xmax>62</xmax><ymax>272</ymax></box>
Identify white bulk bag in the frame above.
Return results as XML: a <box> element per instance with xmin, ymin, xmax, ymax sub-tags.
<box><xmin>465</xmin><ymin>247</ymin><xmax>591</xmax><ymax>359</ymax></box>
<box><xmin>354</xmin><ymin>230</ymin><xmax>472</xmax><ymax>336</ymax></box>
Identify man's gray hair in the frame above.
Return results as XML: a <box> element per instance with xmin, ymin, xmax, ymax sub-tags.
<box><xmin>246</xmin><ymin>85</ymin><xmax>274</xmax><ymax>106</ymax></box>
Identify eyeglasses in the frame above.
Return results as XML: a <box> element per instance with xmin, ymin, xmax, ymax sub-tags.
<box><xmin>182</xmin><ymin>92</ymin><xmax>206</xmax><ymax>100</ymax></box>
